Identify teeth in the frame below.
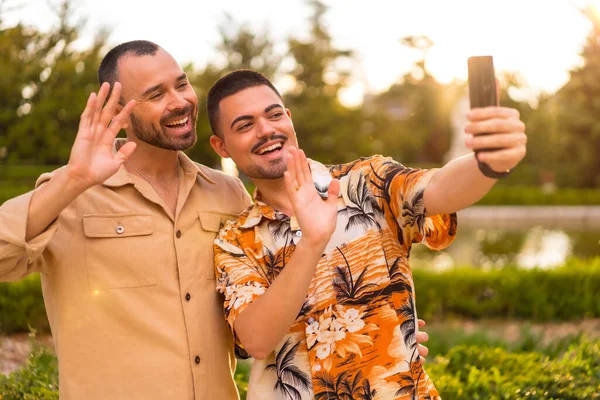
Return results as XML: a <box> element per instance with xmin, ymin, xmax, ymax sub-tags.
<box><xmin>165</xmin><ymin>116</ymin><xmax>188</xmax><ymax>127</ymax></box>
<box><xmin>257</xmin><ymin>143</ymin><xmax>282</xmax><ymax>155</ymax></box>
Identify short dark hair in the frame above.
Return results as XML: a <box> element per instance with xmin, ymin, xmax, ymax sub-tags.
<box><xmin>97</xmin><ymin>40</ymin><xmax>161</xmax><ymax>97</ymax></box>
<box><xmin>207</xmin><ymin>70</ymin><xmax>282</xmax><ymax>137</ymax></box>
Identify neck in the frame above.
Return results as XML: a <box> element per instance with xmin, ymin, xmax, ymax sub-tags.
<box><xmin>253</xmin><ymin>177</ymin><xmax>293</xmax><ymax>216</ymax></box>
<box><xmin>124</xmin><ymin>140</ymin><xmax>180</xmax><ymax>182</ymax></box>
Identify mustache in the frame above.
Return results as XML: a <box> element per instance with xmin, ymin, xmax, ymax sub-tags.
<box><xmin>251</xmin><ymin>134</ymin><xmax>288</xmax><ymax>153</ymax></box>
<box><xmin>160</xmin><ymin>104</ymin><xmax>195</xmax><ymax>124</ymax></box>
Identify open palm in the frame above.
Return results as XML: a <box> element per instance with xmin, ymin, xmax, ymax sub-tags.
<box><xmin>66</xmin><ymin>82</ymin><xmax>137</xmax><ymax>189</ymax></box>
<box><xmin>284</xmin><ymin>147</ymin><xmax>339</xmax><ymax>246</ymax></box>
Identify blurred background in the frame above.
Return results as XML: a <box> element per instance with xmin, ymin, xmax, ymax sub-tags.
<box><xmin>0</xmin><ymin>0</ymin><xmax>599</xmax><ymax>398</ymax></box>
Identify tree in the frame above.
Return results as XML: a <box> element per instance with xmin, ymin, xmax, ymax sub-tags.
<box><xmin>186</xmin><ymin>15</ymin><xmax>282</xmax><ymax>167</ymax></box>
<box><xmin>555</xmin><ymin>4</ymin><xmax>600</xmax><ymax>187</ymax></box>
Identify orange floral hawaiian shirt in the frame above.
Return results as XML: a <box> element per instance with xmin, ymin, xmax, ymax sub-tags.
<box><xmin>214</xmin><ymin>156</ymin><xmax>457</xmax><ymax>400</ymax></box>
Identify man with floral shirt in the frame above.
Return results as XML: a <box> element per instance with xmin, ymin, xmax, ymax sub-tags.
<box><xmin>207</xmin><ymin>70</ymin><xmax>526</xmax><ymax>399</ymax></box>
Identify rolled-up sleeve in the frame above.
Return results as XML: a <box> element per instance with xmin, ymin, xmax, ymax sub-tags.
<box><xmin>0</xmin><ymin>190</ymin><xmax>58</xmax><ymax>281</ymax></box>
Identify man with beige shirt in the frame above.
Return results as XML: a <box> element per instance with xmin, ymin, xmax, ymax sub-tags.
<box><xmin>0</xmin><ymin>40</ymin><xmax>251</xmax><ymax>399</ymax></box>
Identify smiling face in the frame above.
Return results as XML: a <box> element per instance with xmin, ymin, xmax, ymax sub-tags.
<box><xmin>210</xmin><ymin>85</ymin><xmax>298</xmax><ymax>180</ymax></box>
<box><xmin>118</xmin><ymin>49</ymin><xmax>198</xmax><ymax>151</ymax></box>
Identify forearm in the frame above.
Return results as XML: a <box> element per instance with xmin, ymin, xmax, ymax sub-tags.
<box><xmin>26</xmin><ymin>167</ymin><xmax>87</xmax><ymax>241</ymax></box>
<box><xmin>424</xmin><ymin>153</ymin><xmax>496</xmax><ymax>216</ymax></box>
<box><xmin>234</xmin><ymin>239</ymin><xmax>325</xmax><ymax>359</ymax></box>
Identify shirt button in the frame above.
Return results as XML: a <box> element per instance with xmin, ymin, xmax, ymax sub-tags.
<box><xmin>176</xmin><ymin>230</ymin><xmax>182</xmax><ymax>238</ymax></box>
<box><xmin>185</xmin><ymin>293</ymin><xmax>191</xmax><ymax>301</ymax></box>
<box><xmin>194</xmin><ymin>356</ymin><xmax>201</xmax><ymax>364</ymax></box>
<box><xmin>115</xmin><ymin>225</ymin><xmax>125</xmax><ymax>234</ymax></box>
<box><xmin>295</xmin><ymin>230</ymin><xmax>302</xmax><ymax>237</ymax></box>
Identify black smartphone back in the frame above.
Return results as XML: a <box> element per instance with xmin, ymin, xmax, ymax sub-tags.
<box><xmin>468</xmin><ymin>56</ymin><xmax>497</xmax><ymax>108</ymax></box>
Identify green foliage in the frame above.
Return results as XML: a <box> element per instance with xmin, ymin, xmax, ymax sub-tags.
<box><xmin>553</xmin><ymin>7</ymin><xmax>600</xmax><ymax>187</ymax></box>
<box><xmin>0</xmin><ymin>274</ymin><xmax>49</xmax><ymax>334</ymax></box>
<box><xmin>476</xmin><ymin>185</ymin><xmax>600</xmax><ymax>205</ymax></box>
<box><xmin>414</xmin><ymin>258</ymin><xmax>600</xmax><ymax>322</ymax></box>
<box><xmin>428</xmin><ymin>339</ymin><xmax>600</xmax><ymax>399</ymax></box>
<box><xmin>234</xmin><ymin>360</ymin><xmax>251</xmax><ymax>400</ymax></box>
<box><xmin>0</xmin><ymin>344</ymin><xmax>59</xmax><ymax>400</ymax></box>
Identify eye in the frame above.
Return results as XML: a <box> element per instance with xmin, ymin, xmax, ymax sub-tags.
<box><xmin>270</xmin><ymin>111</ymin><xmax>283</xmax><ymax>119</ymax></box>
<box><xmin>237</xmin><ymin>123</ymin><xmax>252</xmax><ymax>131</ymax></box>
<box><xmin>177</xmin><ymin>81</ymin><xmax>189</xmax><ymax>90</ymax></box>
<box><xmin>149</xmin><ymin>92</ymin><xmax>163</xmax><ymax>100</ymax></box>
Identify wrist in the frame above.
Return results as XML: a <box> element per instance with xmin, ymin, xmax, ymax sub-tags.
<box><xmin>60</xmin><ymin>166</ymin><xmax>92</xmax><ymax>197</ymax></box>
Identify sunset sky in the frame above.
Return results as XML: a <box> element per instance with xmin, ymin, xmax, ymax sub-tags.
<box><xmin>3</xmin><ymin>0</ymin><xmax>596</xmax><ymax>105</ymax></box>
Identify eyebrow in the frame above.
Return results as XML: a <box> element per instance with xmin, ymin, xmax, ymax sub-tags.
<box><xmin>141</xmin><ymin>73</ymin><xmax>188</xmax><ymax>98</ymax></box>
<box><xmin>230</xmin><ymin>104</ymin><xmax>283</xmax><ymax>129</ymax></box>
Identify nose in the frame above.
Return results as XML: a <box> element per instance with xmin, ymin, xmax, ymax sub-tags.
<box><xmin>255</xmin><ymin>117</ymin><xmax>275</xmax><ymax>139</ymax></box>
<box><xmin>167</xmin><ymin>90</ymin><xmax>189</xmax><ymax>111</ymax></box>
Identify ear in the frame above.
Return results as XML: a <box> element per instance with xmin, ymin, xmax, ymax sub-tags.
<box><xmin>285</xmin><ymin>108</ymin><xmax>292</xmax><ymax>119</ymax></box>
<box><xmin>210</xmin><ymin>135</ymin><xmax>230</xmax><ymax>158</ymax></box>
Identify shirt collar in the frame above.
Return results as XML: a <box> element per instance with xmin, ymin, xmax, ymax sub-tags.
<box><xmin>102</xmin><ymin>139</ymin><xmax>216</xmax><ymax>187</ymax></box>
<box><xmin>240</xmin><ymin>158</ymin><xmax>332</xmax><ymax>230</ymax></box>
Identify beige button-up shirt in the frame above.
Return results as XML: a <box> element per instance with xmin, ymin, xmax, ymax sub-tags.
<box><xmin>0</xmin><ymin>140</ymin><xmax>252</xmax><ymax>399</ymax></box>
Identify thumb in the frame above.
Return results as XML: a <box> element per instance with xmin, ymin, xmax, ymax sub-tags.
<box><xmin>326</xmin><ymin>179</ymin><xmax>340</xmax><ymax>205</ymax></box>
<box><xmin>115</xmin><ymin>141</ymin><xmax>137</xmax><ymax>163</ymax></box>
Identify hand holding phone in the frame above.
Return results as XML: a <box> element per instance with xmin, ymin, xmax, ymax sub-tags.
<box><xmin>467</xmin><ymin>56</ymin><xmax>511</xmax><ymax>179</ymax></box>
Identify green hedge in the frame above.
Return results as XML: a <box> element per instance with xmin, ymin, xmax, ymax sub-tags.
<box><xmin>414</xmin><ymin>258</ymin><xmax>600</xmax><ymax>322</ymax></box>
<box><xmin>2</xmin><ymin>259</ymin><xmax>600</xmax><ymax>334</ymax></box>
<box><xmin>428</xmin><ymin>339</ymin><xmax>600</xmax><ymax>399</ymax></box>
<box><xmin>475</xmin><ymin>185</ymin><xmax>600</xmax><ymax>205</ymax></box>
<box><xmin>2</xmin><ymin>339</ymin><xmax>598</xmax><ymax>399</ymax></box>
<box><xmin>0</xmin><ymin>274</ymin><xmax>49</xmax><ymax>334</ymax></box>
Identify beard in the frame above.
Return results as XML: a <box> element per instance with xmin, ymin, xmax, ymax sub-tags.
<box><xmin>240</xmin><ymin>134</ymin><xmax>289</xmax><ymax>180</ymax></box>
<box><xmin>242</xmin><ymin>161</ymin><xmax>287</xmax><ymax>180</ymax></box>
<box><xmin>130</xmin><ymin>105</ymin><xmax>198</xmax><ymax>151</ymax></box>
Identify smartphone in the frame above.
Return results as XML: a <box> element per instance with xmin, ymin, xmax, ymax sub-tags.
<box><xmin>468</xmin><ymin>55</ymin><xmax>500</xmax><ymax>162</ymax></box>
<box><xmin>468</xmin><ymin>56</ymin><xmax>497</xmax><ymax>108</ymax></box>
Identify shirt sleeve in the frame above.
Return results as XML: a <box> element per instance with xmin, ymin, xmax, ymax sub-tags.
<box><xmin>0</xmin><ymin>172</ymin><xmax>63</xmax><ymax>281</ymax></box>
<box><xmin>365</xmin><ymin>155</ymin><xmax>457</xmax><ymax>251</ymax></box>
<box><xmin>213</xmin><ymin>223</ymin><xmax>269</xmax><ymax>356</ymax></box>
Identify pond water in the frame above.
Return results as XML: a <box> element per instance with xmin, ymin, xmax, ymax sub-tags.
<box><xmin>411</xmin><ymin>226</ymin><xmax>600</xmax><ymax>270</ymax></box>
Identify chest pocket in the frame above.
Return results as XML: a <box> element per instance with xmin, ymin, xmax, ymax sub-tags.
<box><xmin>198</xmin><ymin>211</ymin><xmax>240</xmax><ymax>280</ymax></box>
<box><xmin>83</xmin><ymin>214</ymin><xmax>156</xmax><ymax>290</ymax></box>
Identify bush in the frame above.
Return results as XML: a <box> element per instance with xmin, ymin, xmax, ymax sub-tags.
<box><xmin>3</xmin><ymin>338</ymin><xmax>598</xmax><ymax>399</ymax></box>
<box><xmin>0</xmin><ymin>344</ymin><xmax>59</xmax><ymax>400</ymax></box>
<box><xmin>0</xmin><ymin>274</ymin><xmax>49</xmax><ymax>334</ymax></box>
<box><xmin>428</xmin><ymin>339</ymin><xmax>600</xmax><ymax>399</ymax></box>
<box><xmin>475</xmin><ymin>185</ymin><xmax>600</xmax><ymax>205</ymax></box>
<box><xmin>414</xmin><ymin>258</ymin><xmax>600</xmax><ymax>322</ymax></box>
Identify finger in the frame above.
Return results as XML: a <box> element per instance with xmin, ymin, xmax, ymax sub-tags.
<box><xmin>293</xmin><ymin>147</ymin><xmax>305</xmax><ymax>186</ymax></box>
<box><xmin>417</xmin><ymin>344</ymin><xmax>429</xmax><ymax>358</ymax></box>
<box><xmin>286</xmin><ymin>149</ymin><xmax>299</xmax><ymax>186</ymax></box>
<box><xmin>114</xmin><ymin>141</ymin><xmax>137</xmax><ymax>163</ymax></box>
<box><xmin>467</xmin><ymin>106</ymin><xmax>519</xmax><ymax>122</ymax></box>
<box><xmin>105</xmin><ymin>100</ymin><xmax>136</xmax><ymax>143</ymax></box>
<box><xmin>467</xmin><ymin>132</ymin><xmax>527</xmax><ymax>151</ymax></box>
<box><xmin>92</xmin><ymin>83</ymin><xmax>110</xmax><ymax>128</ymax></box>
<box><xmin>78</xmin><ymin>92</ymin><xmax>96</xmax><ymax>133</ymax></box>
<box><xmin>298</xmin><ymin>149</ymin><xmax>312</xmax><ymax>183</ymax></box>
<box><xmin>283</xmin><ymin>170</ymin><xmax>299</xmax><ymax>200</ymax></box>
<box><xmin>465</xmin><ymin>118</ymin><xmax>525</xmax><ymax>136</ymax></box>
<box><xmin>416</xmin><ymin>331</ymin><xmax>429</xmax><ymax>344</ymax></box>
<box><xmin>418</xmin><ymin>319</ymin><xmax>426</xmax><ymax>328</ymax></box>
<box><xmin>477</xmin><ymin>145</ymin><xmax>526</xmax><ymax>166</ymax></box>
<box><xmin>417</xmin><ymin>356</ymin><xmax>426</xmax><ymax>365</ymax></box>
<box><xmin>326</xmin><ymin>179</ymin><xmax>340</xmax><ymax>205</ymax></box>
<box><xmin>99</xmin><ymin>82</ymin><xmax>123</xmax><ymax>129</ymax></box>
